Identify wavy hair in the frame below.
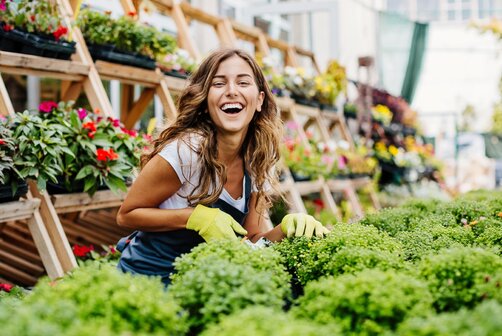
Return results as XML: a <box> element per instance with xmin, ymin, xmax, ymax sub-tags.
<box><xmin>141</xmin><ymin>48</ymin><xmax>283</xmax><ymax>212</ymax></box>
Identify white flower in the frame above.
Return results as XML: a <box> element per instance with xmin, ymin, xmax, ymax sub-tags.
<box><xmin>338</xmin><ymin>140</ymin><xmax>350</xmax><ymax>150</ymax></box>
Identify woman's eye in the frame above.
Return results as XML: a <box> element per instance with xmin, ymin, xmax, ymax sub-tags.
<box><xmin>212</xmin><ymin>82</ymin><xmax>225</xmax><ymax>87</ymax></box>
<box><xmin>238</xmin><ymin>81</ymin><xmax>250</xmax><ymax>86</ymax></box>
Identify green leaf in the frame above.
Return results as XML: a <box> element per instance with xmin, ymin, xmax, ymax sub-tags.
<box><xmin>75</xmin><ymin>165</ymin><xmax>94</xmax><ymax>180</ymax></box>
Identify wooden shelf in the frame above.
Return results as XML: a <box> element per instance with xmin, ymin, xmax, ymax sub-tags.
<box><xmin>95</xmin><ymin>60</ymin><xmax>163</xmax><ymax>87</ymax></box>
<box><xmin>51</xmin><ymin>189</ymin><xmax>129</xmax><ymax>214</ymax></box>
<box><xmin>0</xmin><ymin>198</ymin><xmax>41</xmax><ymax>222</ymax></box>
<box><xmin>0</xmin><ymin>51</ymin><xmax>90</xmax><ymax>81</ymax></box>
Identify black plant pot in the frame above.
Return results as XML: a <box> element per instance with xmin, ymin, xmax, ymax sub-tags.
<box><xmin>0</xmin><ymin>180</ymin><xmax>28</xmax><ymax>203</ymax></box>
<box><xmin>87</xmin><ymin>42</ymin><xmax>156</xmax><ymax>69</ymax></box>
<box><xmin>291</xmin><ymin>95</ymin><xmax>320</xmax><ymax>108</ymax></box>
<box><xmin>0</xmin><ymin>26</ymin><xmax>26</xmax><ymax>53</ymax></box>
<box><xmin>291</xmin><ymin>171</ymin><xmax>313</xmax><ymax>182</ymax></box>
<box><xmin>162</xmin><ymin>68</ymin><xmax>190</xmax><ymax>79</ymax></box>
<box><xmin>320</xmin><ymin>104</ymin><xmax>337</xmax><ymax>113</ymax></box>
<box><xmin>46</xmin><ymin>177</ymin><xmax>109</xmax><ymax>195</ymax></box>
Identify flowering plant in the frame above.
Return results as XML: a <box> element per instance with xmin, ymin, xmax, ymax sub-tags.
<box><xmin>37</xmin><ymin>101</ymin><xmax>151</xmax><ymax>195</ymax></box>
<box><xmin>372</xmin><ymin>104</ymin><xmax>393</xmax><ymax>126</ymax></box>
<box><xmin>72</xmin><ymin>243</ymin><xmax>120</xmax><ymax>266</ymax></box>
<box><xmin>282</xmin><ymin>66</ymin><xmax>316</xmax><ymax>102</ymax></box>
<box><xmin>158</xmin><ymin>48</ymin><xmax>197</xmax><ymax>77</ymax></box>
<box><xmin>313</xmin><ymin>60</ymin><xmax>347</xmax><ymax>106</ymax></box>
<box><xmin>0</xmin><ymin>0</ymin><xmax>70</xmax><ymax>40</ymax></box>
<box><xmin>258</xmin><ymin>54</ymin><xmax>287</xmax><ymax>96</ymax></box>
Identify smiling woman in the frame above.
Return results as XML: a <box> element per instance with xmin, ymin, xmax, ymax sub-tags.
<box><xmin>114</xmin><ymin>48</ymin><xmax>329</xmax><ymax>286</ymax></box>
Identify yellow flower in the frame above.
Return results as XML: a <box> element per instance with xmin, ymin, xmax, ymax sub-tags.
<box><xmin>389</xmin><ymin>145</ymin><xmax>399</xmax><ymax>156</ymax></box>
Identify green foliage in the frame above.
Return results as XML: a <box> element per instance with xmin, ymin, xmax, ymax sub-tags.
<box><xmin>418</xmin><ymin>247</ymin><xmax>502</xmax><ymax>312</ymax></box>
<box><xmin>0</xmin><ymin>121</ymin><xmax>22</xmax><ymax>185</ymax></box>
<box><xmin>395</xmin><ymin>222</ymin><xmax>474</xmax><ymax>262</ymax></box>
<box><xmin>170</xmin><ymin>240</ymin><xmax>291</xmax><ymax>331</ymax></box>
<box><xmin>10</xmin><ymin>110</ymin><xmax>71</xmax><ymax>191</ymax></box>
<box><xmin>5</xmin><ymin>263</ymin><xmax>188</xmax><ymax>335</ymax></box>
<box><xmin>201</xmin><ymin>306</ymin><xmax>341</xmax><ymax>336</ymax></box>
<box><xmin>358</xmin><ymin>206</ymin><xmax>427</xmax><ymax>236</ymax></box>
<box><xmin>293</xmin><ymin>269</ymin><xmax>433</xmax><ymax>335</ymax></box>
<box><xmin>275</xmin><ymin>224</ymin><xmax>404</xmax><ymax>285</ymax></box>
<box><xmin>77</xmin><ymin>9</ymin><xmax>177</xmax><ymax>60</ymax></box>
<box><xmin>435</xmin><ymin>199</ymin><xmax>492</xmax><ymax>225</ymax></box>
<box><xmin>397</xmin><ymin>300</ymin><xmax>502</xmax><ymax>336</ymax></box>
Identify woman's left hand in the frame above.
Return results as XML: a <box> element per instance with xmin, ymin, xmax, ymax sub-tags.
<box><xmin>280</xmin><ymin>213</ymin><xmax>330</xmax><ymax>238</ymax></box>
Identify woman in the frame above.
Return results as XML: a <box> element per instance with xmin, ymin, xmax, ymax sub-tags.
<box><xmin>116</xmin><ymin>48</ymin><xmax>328</xmax><ymax>285</ymax></box>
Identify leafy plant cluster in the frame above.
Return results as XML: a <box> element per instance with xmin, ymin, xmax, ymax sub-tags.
<box><xmin>77</xmin><ymin>9</ymin><xmax>177</xmax><ymax>60</ymax></box>
<box><xmin>292</xmin><ymin>269</ymin><xmax>433</xmax><ymax>335</ymax></box>
<box><xmin>170</xmin><ymin>240</ymin><xmax>291</xmax><ymax>332</ymax></box>
<box><xmin>417</xmin><ymin>247</ymin><xmax>502</xmax><ymax>312</ymax></box>
<box><xmin>201</xmin><ymin>306</ymin><xmax>340</xmax><ymax>336</ymax></box>
<box><xmin>274</xmin><ymin>223</ymin><xmax>404</xmax><ymax>285</ymax></box>
<box><xmin>0</xmin><ymin>263</ymin><xmax>188</xmax><ymax>336</ymax></box>
<box><xmin>3</xmin><ymin>101</ymin><xmax>150</xmax><ymax>195</ymax></box>
<box><xmin>397</xmin><ymin>299</ymin><xmax>502</xmax><ymax>336</ymax></box>
<box><xmin>0</xmin><ymin>0</ymin><xmax>70</xmax><ymax>40</ymax></box>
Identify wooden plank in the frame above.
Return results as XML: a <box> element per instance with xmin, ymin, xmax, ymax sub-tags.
<box><xmin>61</xmin><ymin>218</ymin><xmax>115</xmax><ymax>245</ymax></box>
<box><xmin>163</xmin><ymin>74</ymin><xmax>187</xmax><ymax>94</ymax></box>
<box><xmin>0</xmin><ymin>239</ymin><xmax>42</xmax><ymax>264</ymax></box>
<box><xmin>0</xmin><ymin>249</ymin><xmax>44</xmax><ymax>274</ymax></box>
<box><xmin>157</xmin><ymin>75</ymin><xmax>178</xmax><ymax>121</ymax></box>
<box><xmin>0</xmin><ymin>199</ymin><xmax>41</xmax><ymax>222</ymax></box>
<box><xmin>295</xmin><ymin>179</ymin><xmax>324</xmax><ymax>195</ymax></box>
<box><xmin>0</xmin><ymin>66</ymin><xmax>85</xmax><ymax>81</ymax></box>
<box><xmin>1</xmin><ymin>226</ymin><xmax>38</xmax><ymax>253</ymax></box>
<box><xmin>0</xmin><ymin>261</ymin><xmax>38</xmax><ymax>285</ymax></box>
<box><xmin>0</xmin><ymin>51</ymin><xmax>90</xmax><ymax>74</ymax></box>
<box><xmin>0</xmin><ymin>73</ymin><xmax>15</xmax><ymax>117</ymax></box>
<box><xmin>50</xmin><ymin>189</ymin><xmax>128</xmax><ymax>213</ymax></box>
<box><xmin>95</xmin><ymin>61</ymin><xmax>162</xmax><ymax>86</ymax></box>
<box><xmin>216</xmin><ymin>18</ymin><xmax>237</xmax><ymax>47</ymax></box>
<box><xmin>286</xmin><ymin>46</ymin><xmax>299</xmax><ymax>67</ymax></box>
<box><xmin>28</xmin><ymin>181</ymin><xmax>77</xmax><ymax>273</ymax></box>
<box><xmin>121</xmin><ymin>84</ymin><xmax>134</xmax><ymax>123</ymax></box>
<box><xmin>320</xmin><ymin>183</ymin><xmax>342</xmax><ymax>220</ymax></box>
<box><xmin>61</xmin><ymin>81</ymin><xmax>83</xmax><ymax>102</ymax></box>
<box><xmin>179</xmin><ymin>2</ymin><xmax>220</xmax><ymax>26</ymax></box>
<box><xmin>294</xmin><ymin>103</ymin><xmax>320</xmax><ymax>117</ymax></box>
<box><xmin>124</xmin><ymin>88</ymin><xmax>155</xmax><ymax>129</ymax></box>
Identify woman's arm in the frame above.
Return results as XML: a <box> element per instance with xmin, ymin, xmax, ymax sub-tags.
<box><xmin>116</xmin><ymin>154</ymin><xmax>194</xmax><ymax>231</ymax></box>
<box><xmin>244</xmin><ymin>193</ymin><xmax>286</xmax><ymax>243</ymax></box>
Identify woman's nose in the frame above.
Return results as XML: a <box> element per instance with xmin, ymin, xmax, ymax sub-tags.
<box><xmin>225</xmin><ymin>82</ymin><xmax>238</xmax><ymax>96</ymax></box>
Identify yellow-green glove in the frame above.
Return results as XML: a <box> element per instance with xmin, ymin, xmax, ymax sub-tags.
<box><xmin>187</xmin><ymin>204</ymin><xmax>248</xmax><ymax>242</ymax></box>
<box><xmin>280</xmin><ymin>213</ymin><xmax>330</xmax><ymax>238</ymax></box>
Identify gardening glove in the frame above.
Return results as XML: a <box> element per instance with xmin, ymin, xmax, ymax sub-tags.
<box><xmin>280</xmin><ymin>213</ymin><xmax>330</xmax><ymax>238</ymax></box>
<box><xmin>187</xmin><ymin>204</ymin><xmax>248</xmax><ymax>242</ymax></box>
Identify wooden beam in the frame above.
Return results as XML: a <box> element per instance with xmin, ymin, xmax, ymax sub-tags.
<box><xmin>157</xmin><ymin>75</ymin><xmax>178</xmax><ymax>121</ymax></box>
<box><xmin>95</xmin><ymin>60</ymin><xmax>162</xmax><ymax>87</ymax></box>
<box><xmin>121</xmin><ymin>84</ymin><xmax>134</xmax><ymax>123</ymax></box>
<box><xmin>0</xmin><ymin>73</ymin><xmax>15</xmax><ymax>117</ymax></box>
<box><xmin>51</xmin><ymin>189</ymin><xmax>128</xmax><ymax>214</ymax></box>
<box><xmin>0</xmin><ymin>261</ymin><xmax>38</xmax><ymax>285</ymax></box>
<box><xmin>0</xmin><ymin>51</ymin><xmax>90</xmax><ymax>75</ymax></box>
<box><xmin>169</xmin><ymin>1</ymin><xmax>200</xmax><ymax>60</ymax></box>
<box><xmin>61</xmin><ymin>81</ymin><xmax>83</xmax><ymax>102</ymax></box>
<box><xmin>0</xmin><ymin>199</ymin><xmax>41</xmax><ymax>222</ymax></box>
<box><xmin>216</xmin><ymin>18</ymin><xmax>237</xmax><ymax>47</ymax></box>
<box><xmin>28</xmin><ymin>181</ymin><xmax>77</xmax><ymax>273</ymax></box>
<box><xmin>179</xmin><ymin>2</ymin><xmax>220</xmax><ymax>26</ymax></box>
<box><xmin>124</xmin><ymin>88</ymin><xmax>155</xmax><ymax>129</ymax></box>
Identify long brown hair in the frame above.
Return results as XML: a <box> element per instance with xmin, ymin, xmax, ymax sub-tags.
<box><xmin>142</xmin><ymin>48</ymin><xmax>283</xmax><ymax>211</ymax></box>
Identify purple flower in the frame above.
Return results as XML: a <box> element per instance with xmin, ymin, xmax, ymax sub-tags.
<box><xmin>77</xmin><ymin>108</ymin><xmax>87</xmax><ymax>120</ymax></box>
<box><xmin>0</xmin><ymin>0</ymin><xmax>6</xmax><ymax>11</ymax></box>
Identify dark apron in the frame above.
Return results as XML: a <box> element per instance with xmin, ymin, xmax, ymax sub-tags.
<box><xmin>116</xmin><ymin>171</ymin><xmax>251</xmax><ymax>285</ymax></box>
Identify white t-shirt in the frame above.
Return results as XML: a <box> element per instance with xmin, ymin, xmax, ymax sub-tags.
<box><xmin>157</xmin><ymin>135</ymin><xmax>247</xmax><ymax>212</ymax></box>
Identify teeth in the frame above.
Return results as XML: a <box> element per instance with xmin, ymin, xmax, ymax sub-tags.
<box><xmin>221</xmin><ymin>103</ymin><xmax>243</xmax><ymax>111</ymax></box>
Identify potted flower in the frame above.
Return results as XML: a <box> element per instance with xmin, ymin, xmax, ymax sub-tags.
<box><xmin>0</xmin><ymin>0</ymin><xmax>76</xmax><ymax>60</ymax></box>
<box><xmin>37</xmin><ymin>101</ymin><xmax>150</xmax><ymax>195</ymax></box>
<box><xmin>9</xmin><ymin>109</ymin><xmax>72</xmax><ymax>192</ymax></box>
<box><xmin>258</xmin><ymin>54</ymin><xmax>287</xmax><ymax>97</ymax></box>
<box><xmin>282</xmin><ymin>66</ymin><xmax>317</xmax><ymax>107</ymax></box>
<box><xmin>0</xmin><ymin>119</ymin><xmax>27</xmax><ymax>203</ymax></box>
<box><xmin>77</xmin><ymin>9</ymin><xmax>177</xmax><ymax>69</ymax></box>
<box><xmin>315</xmin><ymin>59</ymin><xmax>347</xmax><ymax>111</ymax></box>
<box><xmin>157</xmin><ymin>48</ymin><xmax>197</xmax><ymax>79</ymax></box>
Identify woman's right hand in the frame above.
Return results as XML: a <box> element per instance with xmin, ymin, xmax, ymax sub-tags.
<box><xmin>186</xmin><ymin>204</ymin><xmax>248</xmax><ymax>241</ymax></box>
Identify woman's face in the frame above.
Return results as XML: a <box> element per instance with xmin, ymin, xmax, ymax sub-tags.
<box><xmin>207</xmin><ymin>55</ymin><xmax>264</xmax><ymax>138</ymax></box>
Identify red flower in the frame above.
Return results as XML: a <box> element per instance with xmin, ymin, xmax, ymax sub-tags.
<box><xmin>72</xmin><ymin>244</ymin><xmax>94</xmax><ymax>258</ymax></box>
<box><xmin>0</xmin><ymin>283</ymin><xmax>13</xmax><ymax>292</ymax></box>
<box><xmin>2</xmin><ymin>24</ymin><xmax>13</xmax><ymax>32</ymax></box>
<box><xmin>30</xmin><ymin>15</ymin><xmax>35</xmax><ymax>22</ymax></box>
<box><xmin>52</xmin><ymin>25</ymin><xmax>68</xmax><ymax>40</ymax></box>
<box><xmin>313</xmin><ymin>198</ymin><xmax>325</xmax><ymax>210</ymax></box>
<box><xmin>38</xmin><ymin>101</ymin><xmax>58</xmax><ymax>113</ymax></box>
<box><xmin>127</xmin><ymin>10</ymin><xmax>137</xmax><ymax>17</ymax></box>
<box><xmin>82</xmin><ymin>121</ymin><xmax>97</xmax><ymax>138</ymax></box>
<box><xmin>121</xmin><ymin>127</ymin><xmax>137</xmax><ymax>137</ymax></box>
<box><xmin>0</xmin><ymin>139</ymin><xmax>5</xmax><ymax>145</ymax></box>
<box><xmin>96</xmin><ymin>148</ymin><xmax>119</xmax><ymax>161</ymax></box>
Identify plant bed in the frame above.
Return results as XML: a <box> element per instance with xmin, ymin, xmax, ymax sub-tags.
<box><xmin>291</xmin><ymin>95</ymin><xmax>320</xmax><ymax>108</ymax></box>
<box><xmin>0</xmin><ymin>26</ymin><xmax>26</xmax><ymax>53</ymax></box>
<box><xmin>21</xmin><ymin>32</ymin><xmax>76</xmax><ymax>60</ymax></box>
<box><xmin>87</xmin><ymin>42</ymin><xmax>156</xmax><ymax>69</ymax></box>
<box><xmin>320</xmin><ymin>104</ymin><xmax>337</xmax><ymax>112</ymax></box>
<box><xmin>159</xmin><ymin>66</ymin><xmax>190</xmax><ymax>79</ymax></box>
<box><xmin>0</xmin><ymin>180</ymin><xmax>28</xmax><ymax>203</ymax></box>
<box><xmin>46</xmin><ymin>177</ymin><xmax>109</xmax><ymax>195</ymax></box>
